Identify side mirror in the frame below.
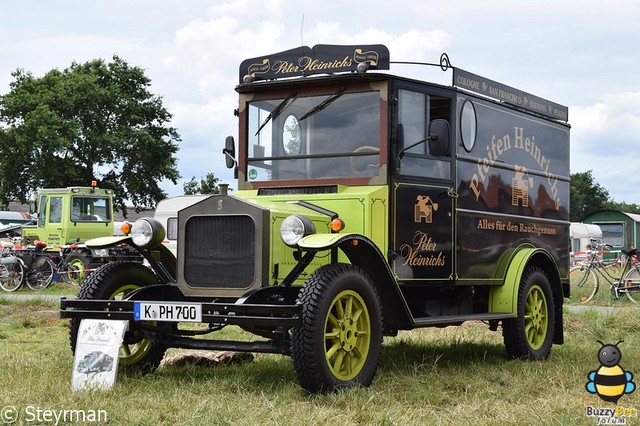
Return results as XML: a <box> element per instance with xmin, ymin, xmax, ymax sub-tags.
<box><xmin>428</xmin><ymin>119</ymin><xmax>451</xmax><ymax>157</ymax></box>
<box><xmin>223</xmin><ymin>136</ymin><xmax>236</xmax><ymax>169</ymax></box>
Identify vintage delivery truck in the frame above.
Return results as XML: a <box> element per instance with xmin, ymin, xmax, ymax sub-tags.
<box><xmin>61</xmin><ymin>44</ymin><xmax>570</xmax><ymax>393</ymax></box>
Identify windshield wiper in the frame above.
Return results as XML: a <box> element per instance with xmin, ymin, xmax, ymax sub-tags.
<box><xmin>299</xmin><ymin>87</ymin><xmax>346</xmax><ymax>121</ymax></box>
<box><xmin>255</xmin><ymin>92</ymin><xmax>298</xmax><ymax>136</ymax></box>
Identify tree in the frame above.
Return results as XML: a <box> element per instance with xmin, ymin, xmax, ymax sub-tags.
<box><xmin>183</xmin><ymin>173</ymin><xmax>223</xmax><ymax>195</ymax></box>
<box><xmin>570</xmin><ymin>170</ymin><xmax>610</xmax><ymax>221</ymax></box>
<box><xmin>603</xmin><ymin>200</ymin><xmax>640</xmax><ymax>215</ymax></box>
<box><xmin>0</xmin><ymin>56</ymin><xmax>180</xmax><ymax>214</ymax></box>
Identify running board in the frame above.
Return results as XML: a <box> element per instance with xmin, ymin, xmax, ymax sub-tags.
<box><xmin>413</xmin><ymin>312</ymin><xmax>515</xmax><ymax>327</ymax></box>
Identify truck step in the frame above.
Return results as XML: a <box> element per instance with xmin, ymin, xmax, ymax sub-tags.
<box><xmin>412</xmin><ymin>312</ymin><xmax>515</xmax><ymax>328</ymax></box>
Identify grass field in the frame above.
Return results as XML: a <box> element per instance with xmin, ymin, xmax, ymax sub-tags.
<box><xmin>0</xmin><ymin>296</ymin><xmax>639</xmax><ymax>425</ymax></box>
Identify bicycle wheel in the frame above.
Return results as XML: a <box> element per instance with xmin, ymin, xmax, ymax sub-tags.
<box><xmin>26</xmin><ymin>257</ymin><xmax>55</xmax><ymax>290</ymax></box>
<box><xmin>622</xmin><ymin>267</ymin><xmax>640</xmax><ymax>303</ymax></box>
<box><xmin>0</xmin><ymin>260</ymin><xmax>25</xmax><ymax>292</ymax></box>
<box><xmin>569</xmin><ymin>265</ymin><xmax>598</xmax><ymax>303</ymax></box>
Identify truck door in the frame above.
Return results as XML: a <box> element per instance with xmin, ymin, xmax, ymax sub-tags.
<box><xmin>391</xmin><ymin>90</ymin><xmax>454</xmax><ymax>282</ymax></box>
<box><xmin>45</xmin><ymin>195</ymin><xmax>64</xmax><ymax>245</ymax></box>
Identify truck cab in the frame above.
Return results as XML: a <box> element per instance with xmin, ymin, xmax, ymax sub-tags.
<box><xmin>22</xmin><ymin>183</ymin><xmax>140</xmax><ymax>285</ymax></box>
<box><xmin>62</xmin><ymin>45</ymin><xmax>571</xmax><ymax>393</ymax></box>
<box><xmin>22</xmin><ymin>185</ymin><xmax>114</xmax><ymax>246</ymax></box>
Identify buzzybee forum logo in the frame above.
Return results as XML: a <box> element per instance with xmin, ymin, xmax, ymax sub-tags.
<box><xmin>586</xmin><ymin>340</ymin><xmax>635</xmax><ymax>404</ymax></box>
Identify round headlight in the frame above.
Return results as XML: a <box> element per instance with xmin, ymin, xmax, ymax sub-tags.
<box><xmin>280</xmin><ymin>215</ymin><xmax>315</xmax><ymax>247</ymax></box>
<box><xmin>130</xmin><ymin>218</ymin><xmax>165</xmax><ymax>248</ymax></box>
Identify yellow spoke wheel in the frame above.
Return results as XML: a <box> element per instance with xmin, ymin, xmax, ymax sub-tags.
<box><xmin>324</xmin><ymin>289</ymin><xmax>371</xmax><ymax>381</ymax></box>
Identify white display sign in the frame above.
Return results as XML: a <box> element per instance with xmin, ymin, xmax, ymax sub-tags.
<box><xmin>71</xmin><ymin>319</ymin><xmax>128</xmax><ymax>391</ymax></box>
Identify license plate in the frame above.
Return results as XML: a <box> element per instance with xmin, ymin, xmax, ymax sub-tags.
<box><xmin>134</xmin><ymin>302</ymin><xmax>202</xmax><ymax>322</ymax></box>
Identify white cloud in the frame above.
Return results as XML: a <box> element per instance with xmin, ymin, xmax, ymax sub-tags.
<box><xmin>571</xmin><ymin>91</ymin><xmax>640</xmax><ymax>202</ymax></box>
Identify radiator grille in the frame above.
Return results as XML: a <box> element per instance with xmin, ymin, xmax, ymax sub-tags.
<box><xmin>183</xmin><ymin>215</ymin><xmax>255</xmax><ymax>288</ymax></box>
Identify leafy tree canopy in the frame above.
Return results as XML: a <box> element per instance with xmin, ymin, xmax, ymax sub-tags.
<box><xmin>183</xmin><ymin>173</ymin><xmax>224</xmax><ymax>195</ymax></box>
<box><xmin>569</xmin><ymin>170</ymin><xmax>610</xmax><ymax>221</ymax></box>
<box><xmin>0</xmin><ymin>56</ymin><xmax>180</xmax><ymax>214</ymax></box>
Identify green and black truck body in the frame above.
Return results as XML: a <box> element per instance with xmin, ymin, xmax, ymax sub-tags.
<box><xmin>61</xmin><ymin>45</ymin><xmax>570</xmax><ymax>392</ymax></box>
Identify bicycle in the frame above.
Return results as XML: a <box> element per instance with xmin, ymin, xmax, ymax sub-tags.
<box><xmin>0</xmin><ymin>240</ymin><xmax>56</xmax><ymax>292</ymax></box>
<box><xmin>569</xmin><ymin>240</ymin><xmax>640</xmax><ymax>303</ymax></box>
<box><xmin>0</xmin><ymin>241</ymin><xmax>24</xmax><ymax>292</ymax></box>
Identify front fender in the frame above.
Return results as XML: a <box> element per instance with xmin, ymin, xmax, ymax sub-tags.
<box><xmin>297</xmin><ymin>233</ymin><xmax>347</xmax><ymax>250</ymax></box>
<box><xmin>299</xmin><ymin>233</ymin><xmax>413</xmax><ymax>332</ymax></box>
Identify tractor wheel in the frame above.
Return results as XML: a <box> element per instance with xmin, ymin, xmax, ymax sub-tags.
<box><xmin>503</xmin><ymin>266</ymin><xmax>555</xmax><ymax>359</ymax></box>
<box><xmin>291</xmin><ymin>263</ymin><xmax>383</xmax><ymax>393</ymax></box>
<box><xmin>63</xmin><ymin>251</ymin><xmax>92</xmax><ymax>286</ymax></box>
<box><xmin>69</xmin><ymin>261</ymin><xmax>168</xmax><ymax>373</ymax></box>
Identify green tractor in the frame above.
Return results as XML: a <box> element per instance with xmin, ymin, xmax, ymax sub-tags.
<box><xmin>22</xmin><ymin>183</ymin><xmax>139</xmax><ymax>285</ymax></box>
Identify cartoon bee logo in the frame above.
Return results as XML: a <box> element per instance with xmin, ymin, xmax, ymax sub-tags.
<box><xmin>586</xmin><ymin>340</ymin><xmax>636</xmax><ymax>404</ymax></box>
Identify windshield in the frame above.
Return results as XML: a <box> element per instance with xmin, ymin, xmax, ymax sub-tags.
<box><xmin>70</xmin><ymin>196</ymin><xmax>111</xmax><ymax>222</ymax></box>
<box><xmin>246</xmin><ymin>90</ymin><xmax>381</xmax><ymax>182</ymax></box>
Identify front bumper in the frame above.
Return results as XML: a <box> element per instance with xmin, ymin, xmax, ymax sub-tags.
<box><xmin>60</xmin><ymin>298</ymin><xmax>302</xmax><ymax>328</ymax></box>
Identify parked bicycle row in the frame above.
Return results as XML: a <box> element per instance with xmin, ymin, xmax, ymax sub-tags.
<box><xmin>569</xmin><ymin>239</ymin><xmax>640</xmax><ymax>303</ymax></box>
<box><xmin>0</xmin><ymin>239</ymin><xmax>92</xmax><ymax>292</ymax></box>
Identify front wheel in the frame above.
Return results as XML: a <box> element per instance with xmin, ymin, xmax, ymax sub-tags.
<box><xmin>69</xmin><ymin>261</ymin><xmax>168</xmax><ymax>373</ymax></box>
<box><xmin>291</xmin><ymin>264</ymin><xmax>383</xmax><ymax>393</ymax></box>
<box><xmin>569</xmin><ymin>265</ymin><xmax>598</xmax><ymax>303</ymax></box>
<box><xmin>0</xmin><ymin>259</ymin><xmax>25</xmax><ymax>292</ymax></box>
<box><xmin>503</xmin><ymin>266</ymin><xmax>555</xmax><ymax>360</ymax></box>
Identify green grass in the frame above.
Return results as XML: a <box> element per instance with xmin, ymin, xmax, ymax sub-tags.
<box><xmin>0</xmin><ymin>299</ymin><xmax>638</xmax><ymax>425</ymax></box>
<box><xmin>4</xmin><ymin>279</ymin><xmax>81</xmax><ymax>296</ymax></box>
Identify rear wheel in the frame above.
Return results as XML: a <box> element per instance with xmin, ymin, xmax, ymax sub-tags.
<box><xmin>0</xmin><ymin>259</ymin><xmax>24</xmax><ymax>292</ymax></box>
<box><xmin>569</xmin><ymin>265</ymin><xmax>598</xmax><ymax>303</ymax></box>
<box><xmin>622</xmin><ymin>267</ymin><xmax>640</xmax><ymax>303</ymax></box>
<box><xmin>291</xmin><ymin>264</ymin><xmax>382</xmax><ymax>393</ymax></box>
<box><xmin>503</xmin><ymin>266</ymin><xmax>555</xmax><ymax>360</ymax></box>
<box><xmin>69</xmin><ymin>261</ymin><xmax>167</xmax><ymax>373</ymax></box>
<box><xmin>26</xmin><ymin>257</ymin><xmax>54</xmax><ymax>290</ymax></box>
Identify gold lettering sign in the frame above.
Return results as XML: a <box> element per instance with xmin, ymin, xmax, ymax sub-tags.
<box><xmin>469</xmin><ymin>126</ymin><xmax>561</xmax><ymax>210</ymax></box>
<box><xmin>477</xmin><ymin>218</ymin><xmax>557</xmax><ymax>236</ymax></box>
<box><xmin>399</xmin><ymin>231</ymin><xmax>446</xmax><ymax>267</ymax></box>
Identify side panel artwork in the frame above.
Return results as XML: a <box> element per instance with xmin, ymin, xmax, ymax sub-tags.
<box><xmin>455</xmin><ymin>96</ymin><xmax>570</xmax><ymax>283</ymax></box>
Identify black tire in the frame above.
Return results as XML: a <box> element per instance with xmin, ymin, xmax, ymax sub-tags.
<box><xmin>503</xmin><ymin>266</ymin><xmax>555</xmax><ymax>360</ymax></box>
<box><xmin>69</xmin><ymin>261</ymin><xmax>167</xmax><ymax>374</ymax></box>
<box><xmin>26</xmin><ymin>257</ymin><xmax>54</xmax><ymax>290</ymax></box>
<box><xmin>63</xmin><ymin>251</ymin><xmax>92</xmax><ymax>286</ymax></box>
<box><xmin>291</xmin><ymin>263</ymin><xmax>383</xmax><ymax>393</ymax></box>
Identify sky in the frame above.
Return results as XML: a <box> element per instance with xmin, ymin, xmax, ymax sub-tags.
<box><xmin>1</xmin><ymin>0</ymin><xmax>639</xmax><ymax>204</ymax></box>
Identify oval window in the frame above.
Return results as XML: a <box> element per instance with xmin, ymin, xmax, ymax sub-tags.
<box><xmin>282</xmin><ymin>115</ymin><xmax>301</xmax><ymax>156</ymax></box>
<box><xmin>460</xmin><ymin>100</ymin><xmax>477</xmax><ymax>152</ymax></box>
